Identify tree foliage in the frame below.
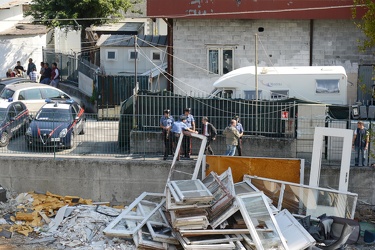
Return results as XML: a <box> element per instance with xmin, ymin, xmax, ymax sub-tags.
<box><xmin>353</xmin><ymin>0</ymin><xmax>375</xmax><ymax>51</ymax></box>
<box><xmin>25</xmin><ymin>0</ymin><xmax>138</xmax><ymax>30</ymax></box>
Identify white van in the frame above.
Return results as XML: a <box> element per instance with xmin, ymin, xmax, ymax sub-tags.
<box><xmin>210</xmin><ymin>66</ymin><xmax>348</xmax><ymax>105</ymax></box>
<box><xmin>0</xmin><ymin>82</ymin><xmax>77</xmax><ymax>113</ymax></box>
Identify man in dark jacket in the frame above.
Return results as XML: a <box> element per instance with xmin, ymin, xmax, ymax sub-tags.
<box><xmin>201</xmin><ymin>116</ymin><xmax>217</xmax><ymax>155</ymax></box>
<box><xmin>352</xmin><ymin>121</ymin><xmax>369</xmax><ymax>166</ymax></box>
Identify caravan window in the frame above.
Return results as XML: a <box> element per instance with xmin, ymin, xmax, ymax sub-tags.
<box><xmin>244</xmin><ymin>90</ymin><xmax>262</xmax><ymax>100</ymax></box>
<box><xmin>271</xmin><ymin>90</ymin><xmax>289</xmax><ymax>100</ymax></box>
<box><xmin>211</xmin><ymin>89</ymin><xmax>234</xmax><ymax>99</ymax></box>
<box><xmin>316</xmin><ymin>79</ymin><xmax>340</xmax><ymax>93</ymax></box>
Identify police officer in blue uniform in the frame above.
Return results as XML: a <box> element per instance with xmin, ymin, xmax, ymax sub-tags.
<box><xmin>181</xmin><ymin>108</ymin><xmax>195</xmax><ymax>158</ymax></box>
<box><xmin>160</xmin><ymin>109</ymin><xmax>174</xmax><ymax>160</ymax></box>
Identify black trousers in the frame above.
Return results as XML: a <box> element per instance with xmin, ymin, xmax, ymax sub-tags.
<box><xmin>182</xmin><ymin>135</ymin><xmax>192</xmax><ymax>157</ymax></box>
<box><xmin>236</xmin><ymin>138</ymin><xmax>242</xmax><ymax>156</ymax></box>
<box><xmin>162</xmin><ymin>130</ymin><xmax>172</xmax><ymax>157</ymax></box>
<box><xmin>205</xmin><ymin>136</ymin><xmax>214</xmax><ymax>155</ymax></box>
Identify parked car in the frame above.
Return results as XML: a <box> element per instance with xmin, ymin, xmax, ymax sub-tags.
<box><xmin>0</xmin><ymin>99</ymin><xmax>30</xmax><ymax>147</ymax></box>
<box><xmin>0</xmin><ymin>82</ymin><xmax>79</xmax><ymax>113</ymax></box>
<box><xmin>25</xmin><ymin>99</ymin><xmax>85</xmax><ymax>149</ymax></box>
<box><xmin>0</xmin><ymin>78</ymin><xmax>30</xmax><ymax>93</ymax></box>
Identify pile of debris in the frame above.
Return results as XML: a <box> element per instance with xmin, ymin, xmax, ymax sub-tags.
<box><xmin>102</xmin><ymin>167</ymin><xmax>360</xmax><ymax>249</ymax></box>
<box><xmin>0</xmin><ymin>190</ymin><xmax>134</xmax><ymax>249</ymax></box>
<box><xmin>0</xmin><ymin>167</ymin><xmax>365</xmax><ymax>249</ymax></box>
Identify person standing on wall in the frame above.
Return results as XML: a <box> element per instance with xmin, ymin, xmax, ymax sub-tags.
<box><xmin>352</xmin><ymin>121</ymin><xmax>369</xmax><ymax>167</ymax></box>
<box><xmin>50</xmin><ymin>62</ymin><xmax>60</xmax><ymax>88</ymax></box>
<box><xmin>233</xmin><ymin>115</ymin><xmax>244</xmax><ymax>156</ymax></box>
<box><xmin>223</xmin><ymin>119</ymin><xmax>241</xmax><ymax>156</ymax></box>
<box><xmin>14</xmin><ymin>61</ymin><xmax>25</xmax><ymax>77</ymax></box>
<box><xmin>171</xmin><ymin>116</ymin><xmax>197</xmax><ymax>161</ymax></box>
<box><xmin>39</xmin><ymin>62</ymin><xmax>45</xmax><ymax>82</ymax></box>
<box><xmin>40</xmin><ymin>63</ymin><xmax>52</xmax><ymax>84</ymax></box>
<box><xmin>201</xmin><ymin>116</ymin><xmax>217</xmax><ymax>155</ymax></box>
<box><xmin>181</xmin><ymin>108</ymin><xmax>195</xmax><ymax>159</ymax></box>
<box><xmin>160</xmin><ymin>109</ymin><xmax>174</xmax><ymax>160</ymax></box>
<box><xmin>26</xmin><ymin>58</ymin><xmax>36</xmax><ymax>79</ymax></box>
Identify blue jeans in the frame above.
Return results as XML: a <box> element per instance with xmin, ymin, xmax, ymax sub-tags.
<box><xmin>354</xmin><ymin>146</ymin><xmax>366</xmax><ymax>166</ymax></box>
<box><xmin>225</xmin><ymin>145</ymin><xmax>236</xmax><ymax>156</ymax></box>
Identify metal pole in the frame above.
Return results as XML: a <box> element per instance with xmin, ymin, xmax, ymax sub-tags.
<box><xmin>255</xmin><ymin>34</ymin><xmax>258</xmax><ymax>134</ymax></box>
<box><xmin>133</xmin><ymin>35</ymin><xmax>138</xmax><ymax>130</ymax></box>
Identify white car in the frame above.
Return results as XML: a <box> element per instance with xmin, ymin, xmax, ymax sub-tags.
<box><xmin>0</xmin><ymin>82</ymin><xmax>78</xmax><ymax>113</ymax></box>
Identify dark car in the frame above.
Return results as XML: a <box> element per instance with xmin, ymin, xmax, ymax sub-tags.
<box><xmin>0</xmin><ymin>100</ymin><xmax>30</xmax><ymax>147</ymax></box>
<box><xmin>25</xmin><ymin>100</ymin><xmax>85</xmax><ymax>149</ymax></box>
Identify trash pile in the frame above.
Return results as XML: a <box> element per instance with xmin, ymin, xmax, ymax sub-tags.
<box><xmin>0</xmin><ymin>190</ymin><xmax>134</xmax><ymax>249</ymax></box>
<box><xmin>0</xmin><ymin>168</ymin><xmax>367</xmax><ymax>249</ymax></box>
<box><xmin>102</xmin><ymin>168</ymin><xmax>361</xmax><ymax>250</ymax></box>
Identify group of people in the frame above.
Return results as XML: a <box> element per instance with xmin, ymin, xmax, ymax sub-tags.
<box><xmin>160</xmin><ymin>108</ymin><xmax>244</xmax><ymax>160</ymax></box>
<box><xmin>6</xmin><ymin>58</ymin><xmax>60</xmax><ymax>87</ymax></box>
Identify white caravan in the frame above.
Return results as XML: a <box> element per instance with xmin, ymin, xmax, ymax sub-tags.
<box><xmin>211</xmin><ymin>66</ymin><xmax>348</xmax><ymax>105</ymax></box>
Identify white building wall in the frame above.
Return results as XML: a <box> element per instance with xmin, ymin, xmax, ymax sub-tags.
<box><xmin>100</xmin><ymin>46</ymin><xmax>166</xmax><ymax>75</ymax></box>
<box><xmin>0</xmin><ymin>34</ymin><xmax>47</xmax><ymax>78</ymax></box>
<box><xmin>172</xmin><ymin>19</ymin><xmax>374</xmax><ymax>102</ymax></box>
<box><xmin>54</xmin><ymin>27</ymin><xmax>81</xmax><ymax>54</ymax></box>
<box><xmin>0</xmin><ymin>5</ymin><xmax>24</xmax><ymax>32</ymax></box>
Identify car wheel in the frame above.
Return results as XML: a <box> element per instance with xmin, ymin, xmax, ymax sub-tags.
<box><xmin>67</xmin><ymin>133</ymin><xmax>74</xmax><ymax>149</ymax></box>
<box><xmin>79</xmin><ymin>125</ymin><xmax>85</xmax><ymax>135</ymax></box>
<box><xmin>0</xmin><ymin>132</ymin><xmax>10</xmax><ymax>147</ymax></box>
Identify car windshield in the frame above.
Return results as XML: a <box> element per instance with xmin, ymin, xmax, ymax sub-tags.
<box><xmin>0</xmin><ymin>108</ymin><xmax>6</xmax><ymax>121</ymax></box>
<box><xmin>35</xmin><ymin>108</ymin><xmax>72</xmax><ymax>122</ymax></box>
<box><xmin>0</xmin><ymin>89</ymin><xmax>15</xmax><ymax>99</ymax></box>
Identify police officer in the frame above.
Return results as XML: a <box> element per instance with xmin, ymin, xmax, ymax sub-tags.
<box><xmin>171</xmin><ymin>115</ymin><xmax>197</xmax><ymax>161</ymax></box>
<box><xmin>160</xmin><ymin>109</ymin><xmax>174</xmax><ymax>160</ymax></box>
<box><xmin>181</xmin><ymin>108</ymin><xmax>195</xmax><ymax>158</ymax></box>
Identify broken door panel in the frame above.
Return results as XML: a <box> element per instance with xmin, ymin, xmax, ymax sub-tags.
<box><xmin>236</xmin><ymin>192</ymin><xmax>289</xmax><ymax>250</ymax></box>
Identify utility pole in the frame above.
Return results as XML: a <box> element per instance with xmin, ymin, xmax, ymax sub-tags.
<box><xmin>255</xmin><ymin>34</ymin><xmax>258</xmax><ymax>134</ymax></box>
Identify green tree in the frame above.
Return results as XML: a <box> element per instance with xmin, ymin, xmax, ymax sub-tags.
<box><xmin>25</xmin><ymin>0</ymin><xmax>138</xmax><ymax>31</ymax></box>
<box><xmin>353</xmin><ymin>0</ymin><xmax>375</xmax><ymax>51</ymax></box>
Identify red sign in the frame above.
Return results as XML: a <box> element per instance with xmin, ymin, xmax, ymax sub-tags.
<box><xmin>281</xmin><ymin>111</ymin><xmax>289</xmax><ymax>120</ymax></box>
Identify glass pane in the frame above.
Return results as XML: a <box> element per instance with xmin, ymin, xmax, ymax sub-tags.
<box><xmin>209</xmin><ymin>49</ymin><xmax>219</xmax><ymax>74</ymax></box>
<box><xmin>107</xmin><ymin>51</ymin><xmax>116</xmax><ymax>59</ymax></box>
<box><xmin>247</xmin><ymin>177</ymin><xmax>357</xmax><ymax>219</ymax></box>
<box><xmin>316</xmin><ymin>79</ymin><xmax>340</xmax><ymax>93</ymax></box>
<box><xmin>222</xmin><ymin>49</ymin><xmax>233</xmax><ymax>74</ymax></box>
<box><xmin>240</xmin><ymin>194</ymin><xmax>286</xmax><ymax>249</ymax></box>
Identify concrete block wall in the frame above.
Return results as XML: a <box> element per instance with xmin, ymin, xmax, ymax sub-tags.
<box><xmin>0</xmin><ymin>156</ymin><xmax>375</xmax><ymax>205</ymax></box>
<box><xmin>172</xmin><ymin>19</ymin><xmax>375</xmax><ymax>99</ymax></box>
<box><xmin>130</xmin><ymin>131</ymin><xmax>297</xmax><ymax>158</ymax></box>
<box><xmin>0</xmin><ymin>156</ymin><xmax>195</xmax><ymax>205</ymax></box>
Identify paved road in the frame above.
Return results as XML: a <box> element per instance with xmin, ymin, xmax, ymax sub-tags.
<box><xmin>0</xmin><ymin>120</ymin><xmax>121</xmax><ymax>157</ymax></box>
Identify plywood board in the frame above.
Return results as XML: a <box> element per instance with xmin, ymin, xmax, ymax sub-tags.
<box><xmin>205</xmin><ymin>156</ymin><xmax>301</xmax><ymax>183</ymax></box>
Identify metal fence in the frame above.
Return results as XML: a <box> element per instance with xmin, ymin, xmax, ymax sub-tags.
<box><xmin>1</xmin><ymin>111</ymin><xmax>374</xmax><ymax>167</ymax></box>
<box><xmin>43</xmin><ymin>49</ymin><xmax>79</xmax><ymax>83</ymax></box>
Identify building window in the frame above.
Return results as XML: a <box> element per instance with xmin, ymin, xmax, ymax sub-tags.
<box><xmin>129</xmin><ymin>50</ymin><xmax>139</xmax><ymax>61</ymax></box>
<box><xmin>106</xmin><ymin>50</ymin><xmax>117</xmax><ymax>60</ymax></box>
<box><xmin>316</xmin><ymin>79</ymin><xmax>340</xmax><ymax>93</ymax></box>
<box><xmin>151</xmin><ymin>51</ymin><xmax>161</xmax><ymax>61</ymax></box>
<box><xmin>208</xmin><ymin>48</ymin><xmax>234</xmax><ymax>75</ymax></box>
<box><xmin>270</xmin><ymin>90</ymin><xmax>289</xmax><ymax>100</ymax></box>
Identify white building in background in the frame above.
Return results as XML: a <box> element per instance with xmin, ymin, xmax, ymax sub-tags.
<box><xmin>0</xmin><ymin>0</ymin><xmax>50</xmax><ymax>78</ymax></box>
<box><xmin>54</xmin><ymin>26</ymin><xmax>81</xmax><ymax>55</ymax></box>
